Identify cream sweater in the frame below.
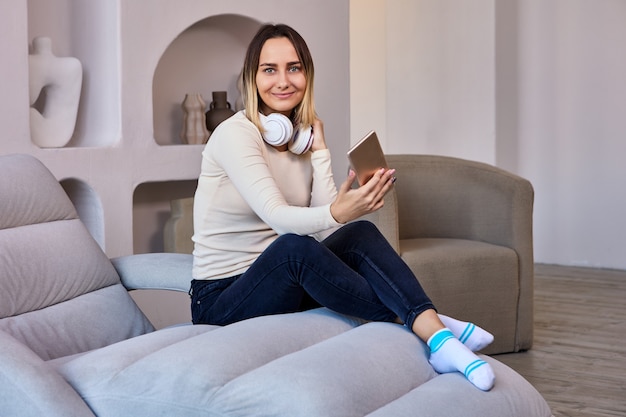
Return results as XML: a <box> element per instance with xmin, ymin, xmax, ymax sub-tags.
<box><xmin>192</xmin><ymin>111</ymin><xmax>341</xmax><ymax>280</ymax></box>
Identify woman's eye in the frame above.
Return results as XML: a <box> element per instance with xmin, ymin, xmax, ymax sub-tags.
<box><xmin>288</xmin><ymin>66</ymin><xmax>301</xmax><ymax>72</ymax></box>
<box><xmin>263</xmin><ymin>68</ymin><xmax>275</xmax><ymax>73</ymax></box>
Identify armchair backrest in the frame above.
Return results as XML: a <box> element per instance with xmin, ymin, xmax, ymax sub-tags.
<box><xmin>385</xmin><ymin>154</ymin><xmax>534</xmax><ymax>248</ymax></box>
<box><xmin>0</xmin><ymin>154</ymin><xmax>152</xmax><ymax>360</ymax></box>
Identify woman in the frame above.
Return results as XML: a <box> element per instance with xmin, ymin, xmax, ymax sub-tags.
<box><xmin>191</xmin><ymin>23</ymin><xmax>495</xmax><ymax>391</ymax></box>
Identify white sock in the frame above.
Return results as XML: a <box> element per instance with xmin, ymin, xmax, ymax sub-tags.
<box><xmin>428</xmin><ymin>328</ymin><xmax>495</xmax><ymax>391</ymax></box>
<box><xmin>438</xmin><ymin>314</ymin><xmax>494</xmax><ymax>352</ymax></box>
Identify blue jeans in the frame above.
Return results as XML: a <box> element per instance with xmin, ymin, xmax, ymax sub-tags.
<box><xmin>190</xmin><ymin>220</ymin><xmax>435</xmax><ymax>329</ymax></box>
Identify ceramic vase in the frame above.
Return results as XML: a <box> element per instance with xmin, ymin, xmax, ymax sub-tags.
<box><xmin>29</xmin><ymin>36</ymin><xmax>83</xmax><ymax>148</ymax></box>
<box><xmin>205</xmin><ymin>91</ymin><xmax>236</xmax><ymax>132</ymax></box>
<box><xmin>180</xmin><ymin>93</ymin><xmax>209</xmax><ymax>145</ymax></box>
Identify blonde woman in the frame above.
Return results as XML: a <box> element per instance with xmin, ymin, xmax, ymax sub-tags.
<box><xmin>190</xmin><ymin>23</ymin><xmax>495</xmax><ymax>391</ymax></box>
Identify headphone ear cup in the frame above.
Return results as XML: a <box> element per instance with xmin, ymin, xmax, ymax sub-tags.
<box><xmin>288</xmin><ymin>126</ymin><xmax>314</xmax><ymax>155</ymax></box>
<box><xmin>261</xmin><ymin>113</ymin><xmax>293</xmax><ymax>146</ymax></box>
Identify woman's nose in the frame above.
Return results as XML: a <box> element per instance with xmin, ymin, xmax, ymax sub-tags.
<box><xmin>276</xmin><ymin>71</ymin><xmax>289</xmax><ymax>88</ymax></box>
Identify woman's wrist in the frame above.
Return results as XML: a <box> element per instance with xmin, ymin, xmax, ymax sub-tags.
<box><xmin>329</xmin><ymin>202</ymin><xmax>347</xmax><ymax>224</ymax></box>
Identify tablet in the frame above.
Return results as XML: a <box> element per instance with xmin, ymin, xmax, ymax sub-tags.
<box><xmin>347</xmin><ymin>130</ymin><xmax>389</xmax><ymax>186</ymax></box>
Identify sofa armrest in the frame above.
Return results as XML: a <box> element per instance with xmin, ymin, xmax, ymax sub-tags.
<box><xmin>0</xmin><ymin>331</ymin><xmax>95</xmax><ymax>417</ymax></box>
<box><xmin>111</xmin><ymin>253</ymin><xmax>193</xmax><ymax>293</ymax></box>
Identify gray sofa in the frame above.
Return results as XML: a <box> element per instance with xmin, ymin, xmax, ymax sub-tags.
<box><xmin>0</xmin><ymin>153</ymin><xmax>552</xmax><ymax>416</ymax></box>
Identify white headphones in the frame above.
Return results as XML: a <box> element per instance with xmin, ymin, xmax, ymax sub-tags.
<box><xmin>260</xmin><ymin>113</ymin><xmax>314</xmax><ymax>155</ymax></box>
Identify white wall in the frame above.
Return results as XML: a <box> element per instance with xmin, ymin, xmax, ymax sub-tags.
<box><xmin>349</xmin><ymin>0</ymin><xmax>387</xmax><ymax>144</ymax></box>
<box><xmin>351</xmin><ymin>0</ymin><xmax>496</xmax><ymax>163</ymax></box>
<box><xmin>0</xmin><ymin>1</ymin><xmax>30</xmax><ymax>145</ymax></box>
<box><xmin>351</xmin><ymin>0</ymin><xmax>626</xmax><ymax>270</ymax></box>
<box><xmin>516</xmin><ymin>0</ymin><xmax>626</xmax><ymax>269</ymax></box>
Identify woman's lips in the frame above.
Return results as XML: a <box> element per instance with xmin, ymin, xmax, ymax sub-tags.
<box><xmin>273</xmin><ymin>92</ymin><xmax>294</xmax><ymax>99</ymax></box>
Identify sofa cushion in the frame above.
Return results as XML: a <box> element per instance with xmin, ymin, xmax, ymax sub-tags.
<box><xmin>0</xmin><ymin>154</ymin><xmax>77</xmax><ymax>230</ymax></box>
<box><xmin>211</xmin><ymin>323</ymin><xmax>551</xmax><ymax>417</ymax></box>
<box><xmin>47</xmin><ymin>322</ymin><xmax>218</xmax><ymax>370</ymax></box>
<box><xmin>0</xmin><ymin>284</ymin><xmax>153</xmax><ymax>361</ymax></box>
<box><xmin>56</xmin><ymin>309</ymin><xmax>364</xmax><ymax>417</ymax></box>
<box><xmin>365</xmin><ymin>356</ymin><xmax>552</xmax><ymax>417</ymax></box>
<box><xmin>0</xmin><ymin>154</ymin><xmax>153</xmax><ymax>359</ymax></box>
<box><xmin>209</xmin><ymin>321</ymin><xmax>436</xmax><ymax>417</ymax></box>
<box><xmin>0</xmin><ymin>330</ymin><xmax>95</xmax><ymax>417</ymax></box>
<box><xmin>0</xmin><ymin>219</ymin><xmax>121</xmax><ymax>318</ymax></box>
<box><xmin>56</xmin><ymin>310</ymin><xmax>551</xmax><ymax>417</ymax></box>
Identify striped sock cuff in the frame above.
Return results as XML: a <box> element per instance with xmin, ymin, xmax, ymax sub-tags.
<box><xmin>427</xmin><ymin>329</ymin><xmax>454</xmax><ymax>353</ymax></box>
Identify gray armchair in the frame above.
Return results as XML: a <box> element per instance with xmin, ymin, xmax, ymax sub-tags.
<box><xmin>366</xmin><ymin>155</ymin><xmax>534</xmax><ymax>354</ymax></box>
<box><xmin>0</xmin><ymin>153</ymin><xmax>550</xmax><ymax>417</ymax></box>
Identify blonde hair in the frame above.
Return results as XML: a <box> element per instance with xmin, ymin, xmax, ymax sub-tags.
<box><xmin>241</xmin><ymin>24</ymin><xmax>316</xmax><ymax>133</ymax></box>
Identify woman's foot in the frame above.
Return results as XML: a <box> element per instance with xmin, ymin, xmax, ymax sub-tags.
<box><xmin>428</xmin><ymin>328</ymin><xmax>495</xmax><ymax>391</ymax></box>
<box><xmin>437</xmin><ymin>314</ymin><xmax>494</xmax><ymax>352</ymax></box>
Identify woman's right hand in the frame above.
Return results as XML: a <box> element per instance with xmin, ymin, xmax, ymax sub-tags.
<box><xmin>329</xmin><ymin>167</ymin><xmax>396</xmax><ymax>224</ymax></box>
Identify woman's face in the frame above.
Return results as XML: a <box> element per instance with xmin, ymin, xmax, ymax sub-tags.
<box><xmin>256</xmin><ymin>37</ymin><xmax>306</xmax><ymax>116</ymax></box>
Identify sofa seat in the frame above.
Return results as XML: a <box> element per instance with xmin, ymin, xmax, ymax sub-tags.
<box><xmin>46</xmin><ymin>322</ymin><xmax>217</xmax><ymax>369</ymax></box>
<box><xmin>51</xmin><ymin>308</ymin><xmax>551</xmax><ymax>417</ymax></box>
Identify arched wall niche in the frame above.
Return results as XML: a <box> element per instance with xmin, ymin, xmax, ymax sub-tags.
<box><xmin>60</xmin><ymin>178</ymin><xmax>105</xmax><ymax>248</ymax></box>
<box><xmin>132</xmin><ymin>179</ymin><xmax>198</xmax><ymax>254</ymax></box>
<box><xmin>153</xmin><ymin>14</ymin><xmax>261</xmax><ymax>146</ymax></box>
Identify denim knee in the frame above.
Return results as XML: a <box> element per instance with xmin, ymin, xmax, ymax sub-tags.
<box><xmin>324</xmin><ymin>220</ymin><xmax>388</xmax><ymax>252</ymax></box>
<box><xmin>342</xmin><ymin>220</ymin><xmax>378</xmax><ymax>235</ymax></box>
<box><xmin>272</xmin><ymin>233</ymin><xmax>319</xmax><ymax>252</ymax></box>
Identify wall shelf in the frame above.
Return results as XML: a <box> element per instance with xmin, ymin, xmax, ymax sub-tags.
<box><xmin>153</xmin><ymin>14</ymin><xmax>259</xmax><ymax>146</ymax></box>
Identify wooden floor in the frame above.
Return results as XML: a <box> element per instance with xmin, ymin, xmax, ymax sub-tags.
<box><xmin>495</xmin><ymin>264</ymin><xmax>626</xmax><ymax>417</ymax></box>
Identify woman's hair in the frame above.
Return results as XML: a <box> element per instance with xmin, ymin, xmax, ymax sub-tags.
<box><xmin>241</xmin><ymin>23</ymin><xmax>316</xmax><ymax>132</ymax></box>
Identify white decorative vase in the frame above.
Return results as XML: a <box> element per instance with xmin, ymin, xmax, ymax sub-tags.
<box><xmin>180</xmin><ymin>93</ymin><xmax>209</xmax><ymax>145</ymax></box>
<box><xmin>29</xmin><ymin>37</ymin><xmax>83</xmax><ymax>148</ymax></box>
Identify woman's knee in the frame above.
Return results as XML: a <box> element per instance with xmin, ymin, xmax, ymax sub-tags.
<box><xmin>271</xmin><ymin>233</ymin><xmax>320</xmax><ymax>253</ymax></box>
<box><xmin>342</xmin><ymin>220</ymin><xmax>381</xmax><ymax>238</ymax></box>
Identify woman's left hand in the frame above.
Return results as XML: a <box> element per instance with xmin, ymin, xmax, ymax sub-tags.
<box><xmin>309</xmin><ymin>118</ymin><xmax>328</xmax><ymax>152</ymax></box>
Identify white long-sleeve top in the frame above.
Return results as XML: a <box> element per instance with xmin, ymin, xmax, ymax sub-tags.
<box><xmin>192</xmin><ymin>111</ymin><xmax>340</xmax><ymax>280</ymax></box>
